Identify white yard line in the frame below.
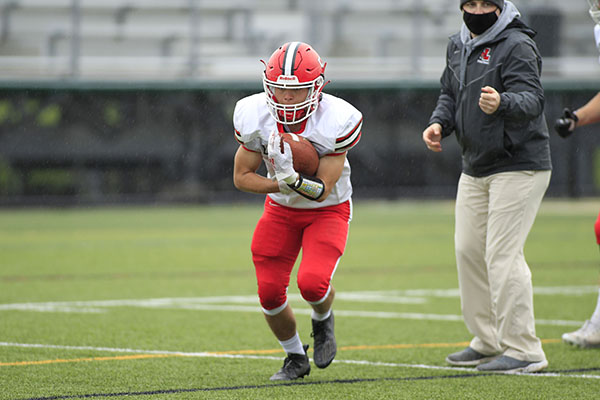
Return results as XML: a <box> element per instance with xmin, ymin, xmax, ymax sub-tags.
<box><xmin>1</xmin><ymin>341</ymin><xmax>598</xmax><ymax>380</ymax></box>
<box><xmin>0</xmin><ymin>287</ymin><xmax>591</xmax><ymax>326</ymax></box>
<box><xmin>0</xmin><ymin>301</ymin><xmax>582</xmax><ymax>326</ymax></box>
<box><xmin>2</xmin><ymin>286</ymin><xmax>597</xmax><ymax>313</ymax></box>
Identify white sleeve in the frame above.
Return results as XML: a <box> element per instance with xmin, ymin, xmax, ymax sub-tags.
<box><xmin>233</xmin><ymin>96</ymin><xmax>263</xmax><ymax>153</ymax></box>
<box><xmin>333</xmin><ymin>109</ymin><xmax>363</xmax><ymax>155</ymax></box>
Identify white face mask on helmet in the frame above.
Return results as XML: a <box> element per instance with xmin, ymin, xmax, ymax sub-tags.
<box><xmin>589</xmin><ymin>0</ymin><xmax>600</xmax><ymax>25</ymax></box>
<box><xmin>588</xmin><ymin>1</ymin><xmax>600</xmax><ymax>62</ymax></box>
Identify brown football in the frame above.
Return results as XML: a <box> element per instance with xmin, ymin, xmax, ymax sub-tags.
<box><xmin>280</xmin><ymin>132</ymin><xmax>319</xmax><ymax>176</ymax></box>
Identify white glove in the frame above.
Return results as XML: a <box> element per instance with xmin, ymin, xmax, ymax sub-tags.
<box><xmin>267</xmin><ymin>131</ymin><xmax>298</xmax><ymax>185</ymax></box>
<box><xmin>276</xmin><ymin>178</ymin><xmax>294</xmax><ymax>194</ymax></box>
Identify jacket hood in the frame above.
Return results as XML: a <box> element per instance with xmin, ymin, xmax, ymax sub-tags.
<box><xmin>453</xmin><ymin>18</ymin><xmax>537</xmax><ymax>47</ymax></box>
<box><xmin>455</xmin><ymin>0</ymin><xmax>529</xmax><ymax>90</ymax></box>
<box><xmin>505</xmin><ymin>18</ymin><xmax>536</xmax><ymax>39</ymax></box>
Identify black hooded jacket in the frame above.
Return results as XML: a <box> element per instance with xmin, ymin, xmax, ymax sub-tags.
<box><xmin>428</xmin><ymin>18</ymin><xmax>552</xmax><ymax>177</ymax></box>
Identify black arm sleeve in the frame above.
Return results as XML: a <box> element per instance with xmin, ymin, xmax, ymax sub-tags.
<box><xmin>288</xmin><ymin>174</ymin><xmax>325</xmax><ymax>201</ymax></box>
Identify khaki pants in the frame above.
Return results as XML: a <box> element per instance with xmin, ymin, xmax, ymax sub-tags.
<box><xmin>455</xmin><ymin>170</ymin><xmax>551</xmax><ymax>362</ymax></box>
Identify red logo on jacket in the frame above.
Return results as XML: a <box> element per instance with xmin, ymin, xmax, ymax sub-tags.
<box><xmin>478</xmin><ymin>48</ymin><xmax>491</xmax><ymax>65</ymax></box>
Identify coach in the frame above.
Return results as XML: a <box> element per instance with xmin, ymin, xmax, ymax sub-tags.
<box><xmin>421</xmin><ymin>0</ymin><xmax>551</xmax><ymax>373</ymax></box>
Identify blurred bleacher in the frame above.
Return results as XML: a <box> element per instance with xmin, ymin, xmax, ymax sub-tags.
<box><xmin>0</xmin><ymin>0</ymin><xmax>597</xmax><ymax>83</ymax></box>
<box><xmin>1</xmin><ymin>0</ymin><xmax>599</xmax><ymax>203</ymax></box>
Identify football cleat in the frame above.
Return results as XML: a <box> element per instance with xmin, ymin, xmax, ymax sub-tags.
<box><xmin>562</xmin><ymin>320</ymin><xmax>600</xmax><ymax>348</ymax></box>
<box><xmin>270</xmin><ymin>344</ymin><xmax>310</xmax><ymax>381</ymax></box>
<box><xmin>311</xmin><ymin>312</ymin><xmax>337</xmax><ymax>368</ymax></box>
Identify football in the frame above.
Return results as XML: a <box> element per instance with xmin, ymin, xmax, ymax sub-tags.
<box><xmin>280</xmin><ymin>132</ymin><xmax>319</xmax><ymax>176</ymax></box>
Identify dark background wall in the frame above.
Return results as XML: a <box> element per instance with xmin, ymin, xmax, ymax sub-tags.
<box><xmin>0</xmin><ymin>81</ymin><xmax>598</xmax><ymax>205</ymax></box>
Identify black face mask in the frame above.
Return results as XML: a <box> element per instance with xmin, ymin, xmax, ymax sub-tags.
<box><xmin>463</xmin><ymin>10</ymin><xmax>498</xmax><ymax>35</ymax></box>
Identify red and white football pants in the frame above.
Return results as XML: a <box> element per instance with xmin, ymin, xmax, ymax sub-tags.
<box><xmin>251</xmin><ymin>197</ymin><xmax>351</xmax><ymax>315</ymax></box>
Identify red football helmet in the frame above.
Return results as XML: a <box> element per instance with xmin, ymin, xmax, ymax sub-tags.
<box><xmin>262</xmin><ymin>42</ymin><xmax>326</xmax><ymax>124</ymax></box>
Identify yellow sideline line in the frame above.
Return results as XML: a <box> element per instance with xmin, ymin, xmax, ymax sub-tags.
<box><xmin>0</xmin><ymin>339</ymin><xmax>563</xmax><ymax>367</ymax></box>
<box><xmin>211</xmin><ymin>341</ymin><xmax>470</xmax><ymax>355</ymax></box>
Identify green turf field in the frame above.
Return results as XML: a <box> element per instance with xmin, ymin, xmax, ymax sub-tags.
<box><xmin>1</xmin><ymin>199</ymin><xmax>599</xmax><ymax>399</ymax></box>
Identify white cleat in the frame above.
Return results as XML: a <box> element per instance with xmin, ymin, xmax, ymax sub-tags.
<box><xmin>562</xmin><ymin>320</ymin><xmax>600</xmax><ymax>348</ymax></box>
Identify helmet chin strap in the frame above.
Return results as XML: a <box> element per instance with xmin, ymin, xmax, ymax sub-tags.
<box><xmin>272</xmin><ymin>95</ymin><xmax>310</xmax><ymax>124</ymax></box>
<box><xmin>279</xmin><ymin>105</ymin><xmax>310</xmax><ymax>124</ymax></box>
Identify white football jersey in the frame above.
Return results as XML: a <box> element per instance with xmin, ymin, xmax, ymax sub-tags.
<box><xmin>233</xmin><ymin>92</ymin><xmax>363</xmax><ymax>209</ymax></box>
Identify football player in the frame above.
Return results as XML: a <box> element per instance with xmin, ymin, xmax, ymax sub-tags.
<box><xmin>553</xmin><ymin>0</ymin><xmax>600</xmax><ymax>349</ymax></box>
<box><xmin>232</xmin><ymin>42</ymin><xmax>362</xmax><ymax>380</ymax></box>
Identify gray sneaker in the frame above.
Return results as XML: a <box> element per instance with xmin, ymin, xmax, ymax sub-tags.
<box><xmin>311</xmin><ymin>313</ymin><xmax>336</xmax><ymax>368</ymax></box>
<box><xmin>446</xmin><ymin>347</ymin><xmax>497</xmax><ymax>366</ymax></box>
<box><xmin>476</xmin><ymin>355</ymin><xmax>548</xmax><ymax>373</ymax></box>
<box><xmin>270</xmin><ymin>344</ymin><xmax>310</xmax><ymax>381</ymax></box>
